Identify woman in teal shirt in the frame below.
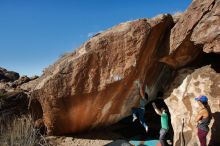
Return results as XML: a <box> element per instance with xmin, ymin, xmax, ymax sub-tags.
<box><xmin>152</xmin><ymin>102</ymin><xmax>169</xmax><ymax>146</ymax></box>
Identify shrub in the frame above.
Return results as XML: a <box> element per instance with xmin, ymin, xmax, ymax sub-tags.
<box><xmin>0</xmin><ymin>115</ymin><xmax>49</xmax><ymax>146</ymax></box>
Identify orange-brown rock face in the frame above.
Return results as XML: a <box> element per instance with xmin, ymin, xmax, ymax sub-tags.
<box><xmin>31</xmin><ymin>15</ymin><xmax>174</xmax><ymax>135</ymax></box>
<box><xmin>161</xmin><ymin>0</ymin><xmax>220</xmax><ymax>68</ymax></box>
<box><xmin>165</xmin><ymin>66</ymin><xmax>220</xmax><ymax>146</ymax></box>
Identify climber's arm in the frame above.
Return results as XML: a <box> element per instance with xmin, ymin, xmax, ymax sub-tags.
<box><xmin>196</xmin><ymin>110</ymin><xmax>204</xmax><ymax>123</ymax></box>
<box><xmin>152</xmin><ymin>102</ymin><xmax>162</xmax><ymax>116</ymax></box>
<box><xmin>136</xmin><ymin>80</ymin><xmax>145</xmax><ymax>99</ymax></box>
<box><xmin>139</xmin><ymin>85</ymin><xmax>145</xmax><ymax>99</ymax></box>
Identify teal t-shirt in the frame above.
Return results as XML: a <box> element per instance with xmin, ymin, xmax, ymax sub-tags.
<box><xmin>161</xmin><ymin>112</ymin><xmax>169</xmax><ymax>129</ymax></box>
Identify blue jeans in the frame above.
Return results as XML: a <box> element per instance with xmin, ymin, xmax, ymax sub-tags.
<box><xmin>132</xmin><ymin>108</ymin><xmax>148</xmax><ymax>129</ymax></box>
<box><xmin>159</xmin><ymin>128</ymin><xmax>168</xmax><ymax>146</ymax></box>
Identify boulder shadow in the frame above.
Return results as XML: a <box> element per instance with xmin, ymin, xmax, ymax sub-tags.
<box><xmin>68</xmin><ymin>100</ymin><xmax>170</xmax><ymax>144</ymax></box>
<box><xmin>209</xmin><ymin>112</ymin><xmax>220</xmax><ymax>146</ymax></box>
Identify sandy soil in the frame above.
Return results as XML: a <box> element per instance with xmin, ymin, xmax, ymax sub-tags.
<box><xmin>45</xmin><ymin>123</ymin><xmax>128</xmax><ymax>146</ymax></box>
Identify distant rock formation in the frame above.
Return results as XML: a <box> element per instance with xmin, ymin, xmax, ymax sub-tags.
<box><xmin>0</xmin><ymin>67</ymin><xmax>39</xmax><ymax>123</ymax></box>
<box><xmin>0</xmin><ymin>67</ymin><xmax>39</xmax><ymax>93</ymax></box>
<box><xmin>31</xmin><ymin>15</ymin><xmax>174</xmax><ymax>135</ymax></box>
<box><xmin>0</xmin><ymin>67</ymin><xmax>19</xmax><ymax>82</ymax></box>
<box><xmin>165</xmin><ymin>66</ymin><xmax>220</xmax><ymax>145</ymax></box>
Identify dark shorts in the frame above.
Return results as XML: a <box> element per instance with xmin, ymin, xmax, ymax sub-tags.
<box><xmin>159</xmin><ymin>128</ymin><xmax>168</xmax><ymax>146</ymax></box>
<box><xmin>159</xmin><ymin>128</ymin><xmax>168</xmax><ymax>139</ymax></box>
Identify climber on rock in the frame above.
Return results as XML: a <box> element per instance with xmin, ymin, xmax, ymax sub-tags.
<box><xmin>152</xmin><ymin>101</ymin><xmax>169</xmax><ymax>146</ymax></box>
<box><xmin>132</xmin><ymin>80</ymin><xmax>149</xmax><ymax>133</ymax></box>
<box><xmin>195</xmin><ymin>95</ymin><xmax>212</xmax><ymax>146</ymax></box>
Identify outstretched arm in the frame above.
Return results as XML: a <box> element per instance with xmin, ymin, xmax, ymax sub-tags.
<box><xmin>139</xmin><ymin>84</ymin><xmax>145</xmax><ymax>99</ymax></box>
<box><xmin>136</xmin><ymin>80</ymin><xmax>145</xmax><ymax>99</ymax></box>
<box><xmin>152</xmin><ymin>102</ymin><xmax>162</xmax><ymax>116</ymax></box>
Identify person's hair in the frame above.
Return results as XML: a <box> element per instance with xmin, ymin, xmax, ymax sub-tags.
<box><xmin>200</xmin><ymin>101</ymin><xmax>211</xmax><ymax>115</ymax></box>
<box><xmin>200</xmin><ymin>101</ymin><xmax>210</xmax><ymax>110</ymax></box>
<box><xmin>161</xmin><ymin>107</ymin><xmax>167</xmax><ymax>112</ymax></box>
<box><xmin>144</xmin><ymin>92</ymin><xmax>148</xmax><ymax>100</ymax></box>
<box><xmin>201</xmin><ymin>101</ymin><xmax>208</xmax><ymax>106</ymax></box>
<box><xmin>157</xmin><ymin>91</ymin><xmax>164</xmax><ymax>98</ymax></box>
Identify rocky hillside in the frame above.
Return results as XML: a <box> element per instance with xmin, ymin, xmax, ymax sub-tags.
<box><xmin>0</xmin><ymin>67</ymin><xmax>38</xmax><ymax>123</ymax></box>
<box><xmin>2</xmin><ymin>0</ymin><xmax>219</xmax><ymax>145</ymax></box>
<box><xmin>0</xmin><ymin>68</ymin><xmax>42</xmax><ymax>145</ymax></box>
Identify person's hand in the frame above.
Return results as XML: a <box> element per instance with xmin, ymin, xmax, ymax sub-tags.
<box><xmin>136</xmin><ymin>80</ymin><xmax>141</xmax><ymax>87</ymax></box>
<box><xmin>145</xmin><ymin>126</ymin><xmax>149</xmax><ymax>133</ymax></box>
<box><xmin>193</xmin><ymin>120</ymin><xmax>198</xmax><ymax>126</ymax></box>
<box><xmin>134</xmin><ymin>80</ymin><xmax>140</xmax><ymax>87</ymax></box>
<box><xmin>152</xmin><ymin>102</ymin><xmax>156</xmax><ymax>107</ymax></box>
<box><xmin>135</xmin><ymin>80</ymin><xmax>143</xmax><ymax>88</ymax></box>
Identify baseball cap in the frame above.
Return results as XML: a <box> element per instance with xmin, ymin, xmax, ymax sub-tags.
<box><xmin>195</xmin><ymin>95</ymin><xmax>208</xmax><ymax>102</ymax></box>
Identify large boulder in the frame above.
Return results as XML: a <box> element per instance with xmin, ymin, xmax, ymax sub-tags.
<box><xmin>165</xmin><ymin>66</ymin><xmax>220</xmax><ymax>146</ymax></box>
<box><xmin>31</xmin><ymin>14</ymin><xmax>175</xmax><ymax>135</ymax></box>
<box><xmin>0</xmin><ymin>67</ymin><xmax>20</xmax><ymax>82</ymax></box>
<box><xmin>161</xmin><ymin>0</ymin><xmax>220</xmax><ymax>68</ymax></box>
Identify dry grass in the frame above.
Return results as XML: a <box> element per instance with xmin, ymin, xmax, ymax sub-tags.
<box><xmin>0</xmin><ymin>115</ymin><xmax>49</xmax><ymax>146</ymax></box>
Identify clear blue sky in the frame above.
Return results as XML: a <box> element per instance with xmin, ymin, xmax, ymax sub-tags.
<box><xmin>0</xmin><ymin>0</ymin><xmax>191</xmax><ymax>76</ymax></box>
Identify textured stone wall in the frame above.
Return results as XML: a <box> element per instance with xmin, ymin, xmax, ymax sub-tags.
<box><xmin>165</xmin><ymin>66</ymin><xmax>220</xmax><ymax>146</ymax></box>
